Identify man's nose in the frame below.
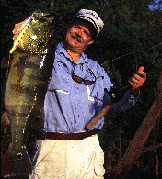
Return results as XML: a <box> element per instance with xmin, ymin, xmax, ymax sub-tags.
<box><xmin>76</xmin><ymin>29</ymin><xmax>82</xmax><ymax>37</ymax></box>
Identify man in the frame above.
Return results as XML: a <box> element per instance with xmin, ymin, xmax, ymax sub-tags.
<box><xmin>30</xmin><ymin>9</ymin><xmax>146</xmax><ymax>179</ymax></box>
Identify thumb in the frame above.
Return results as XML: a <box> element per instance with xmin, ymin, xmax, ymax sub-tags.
<box><xmin>138</xmin><ymin>66</ymin><xmax>144</xmax><ymax>73</ymax></box>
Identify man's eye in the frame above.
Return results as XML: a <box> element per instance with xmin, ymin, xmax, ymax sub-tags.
<box><xmin>74</xmin><ymin>25</ymin><xmax>80</xmax><ymax>29</ymax></box>
<box><xmin>84</xmin><ymin>31</ymin><xmax>90</xmax><ymax>37</ymax></box>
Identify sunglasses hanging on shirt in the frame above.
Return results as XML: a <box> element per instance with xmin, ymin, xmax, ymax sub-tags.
<box><xmin>72</xmin><ymin>68</ymin><xmax>96</xmax><ymax>85</ymax></box>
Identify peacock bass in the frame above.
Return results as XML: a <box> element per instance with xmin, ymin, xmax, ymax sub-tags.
<box><xmin>1</xmin><ymin>10</ymin><xmax>56</xmax><ymax>177</ymax></box>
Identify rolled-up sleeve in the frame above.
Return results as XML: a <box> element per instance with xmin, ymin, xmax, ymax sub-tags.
<box><xmin>104</xmin><ymin>90</ymin><xmax>137</xmax><ymax>115</ymax></box>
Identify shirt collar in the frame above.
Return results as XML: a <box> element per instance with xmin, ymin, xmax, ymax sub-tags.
<box><xmin>56</xmin><ymin>42</ymin><xmax>88</xmax><ymax>64</ymax></box>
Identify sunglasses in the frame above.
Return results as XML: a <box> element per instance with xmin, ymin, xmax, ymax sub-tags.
<box><xmin>72</xmin><ymin>68</ymin><xmax>96</xmax><ymax>85</ymax></box>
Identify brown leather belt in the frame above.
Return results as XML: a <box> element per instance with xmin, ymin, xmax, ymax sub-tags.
<box><xmin>38</xmin><ymin>129</ymin><xmax>98</xmax><ymax>140</ymax></box>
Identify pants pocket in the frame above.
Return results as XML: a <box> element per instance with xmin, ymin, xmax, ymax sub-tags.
<box><xmin>94</xmin><ymin>144</ymin><xmax>105</xmax><ymax>177</ymax></box>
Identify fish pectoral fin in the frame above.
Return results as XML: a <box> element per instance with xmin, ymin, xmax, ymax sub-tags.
<box><xmin>1</xmin><ymin>112</ymin><xmax>10</xmax><ymax>130</ymax></box>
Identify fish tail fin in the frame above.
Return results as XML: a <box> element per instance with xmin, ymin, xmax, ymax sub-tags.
<box><xmin>1</xmin><ymin>146</ymin><xmax>32</xmax><ymax>177</ymax></box>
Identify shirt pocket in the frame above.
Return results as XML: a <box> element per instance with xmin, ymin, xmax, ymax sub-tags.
<box><xmin>55</xmin><ymin>61</ymin><xmax>71</xmax><ymax>78</ymax></box>
<box><xmin>49</xmin><ymin>61</ymin><xmax>72</xmax><ymax>92</ymax></box>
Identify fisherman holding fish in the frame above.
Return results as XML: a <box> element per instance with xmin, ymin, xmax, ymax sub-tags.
<box><xmin>27</xmin><ymin>9</ymin><xmax>146</xmax><ymax>178</ymax></box>
<box><xmin>1</xmin><ymin>9</ymin><xmax>146</xmax><ymax>178</ymax></box>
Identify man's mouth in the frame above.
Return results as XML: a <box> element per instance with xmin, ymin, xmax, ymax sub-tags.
<box><xmin>71</xmin><ymin>35</ymin><xmax>81</xmax><ymax>43</ymax></box>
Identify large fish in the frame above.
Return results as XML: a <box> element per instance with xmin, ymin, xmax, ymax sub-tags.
<box><xmin>1</xmin><ymin>11</ymin><xmax>56</xmax><ymax>177</ymax></box>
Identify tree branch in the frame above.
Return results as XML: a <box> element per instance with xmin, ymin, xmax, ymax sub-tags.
<box><xmin>107</xmin><ymin>70</ymin><xmax>162</xmax><ymax>178</ymax></box>
<box><xmin>140</xmin><ymin>143</ymin><xmax>162</xmax><ymax>153</ymax></box>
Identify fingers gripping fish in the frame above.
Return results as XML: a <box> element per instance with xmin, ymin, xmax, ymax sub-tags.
<box><xmin>1</xmin><ymin>10</ymin><xmax>56</xmax><ymax>177</ymax></box>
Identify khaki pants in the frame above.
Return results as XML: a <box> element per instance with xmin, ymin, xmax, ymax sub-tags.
<box><xmin>29</xmin><ymin>134</ymin><xmax>105</xmax><ymax>179</ymax></box>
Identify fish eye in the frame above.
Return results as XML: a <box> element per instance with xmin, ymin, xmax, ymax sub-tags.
<box><xmin>16</xmin><ymin>153</ymin><xmax>23</xmax><ymax>160</ymax></box>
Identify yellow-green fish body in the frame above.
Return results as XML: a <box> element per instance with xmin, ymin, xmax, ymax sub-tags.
<box><xmin>1</xmin><ymin>11</ymin><xmax>56</xmax><ymax>177</ymax></box>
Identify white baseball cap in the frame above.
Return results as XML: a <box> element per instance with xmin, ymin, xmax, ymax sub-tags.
<box><xmin>75</xmin><ymin>9</ymin><xmax>104</xmax><ymax>37</ymax></box>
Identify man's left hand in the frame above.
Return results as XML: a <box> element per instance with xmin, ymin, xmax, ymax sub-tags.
<box><xmin>128</xmin><ymin>66</ymin><xmax>146</xmax><ymax>96</ymax></box>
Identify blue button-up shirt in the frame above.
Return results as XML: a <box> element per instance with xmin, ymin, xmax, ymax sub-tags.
<box><xmin>44</xmin><ymin>42</ymin><xmax>136</xmax><ymax>133</ymax></box>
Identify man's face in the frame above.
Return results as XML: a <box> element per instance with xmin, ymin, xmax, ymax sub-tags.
<box><xmin>64</xmin><ymin>21</ymin><xmax>94</xmax><ymax>52</ymax></box>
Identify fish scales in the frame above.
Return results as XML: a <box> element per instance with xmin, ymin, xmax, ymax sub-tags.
<box><xmin>1</xmin><ymin>11</ymin><xmax>56</xmax><ymax>177</ymax></box>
